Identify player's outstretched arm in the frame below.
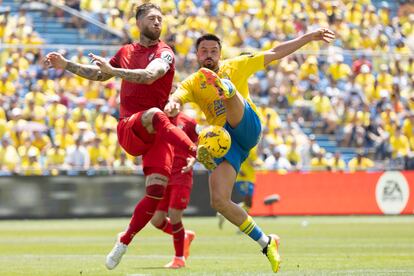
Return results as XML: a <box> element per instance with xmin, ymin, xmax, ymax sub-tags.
<box><xmin>89</xmin><ymin>53</ymin><xmax>170</xmax><ymax>85</ymax></box>
<box><xmin>263</xmin><ymin>28</ymin><xmax>335</xmax><ymax>66</ymax></box>
<box><xmin>44</xmin><ymin>52</ymin><xmax>113</xmax><ymax>81</ymax></box>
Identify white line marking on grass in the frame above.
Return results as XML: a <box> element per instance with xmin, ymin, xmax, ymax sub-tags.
<box><xmin>0</xmin><ymin>254</ymin><xmax>243</xmax><ymax>260</ymax></box>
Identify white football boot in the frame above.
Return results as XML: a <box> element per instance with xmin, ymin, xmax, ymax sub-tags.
<box><xmin>105</xmin><ymin>233</ymin><xmax>128</xmax><ymax>270</ymax></box>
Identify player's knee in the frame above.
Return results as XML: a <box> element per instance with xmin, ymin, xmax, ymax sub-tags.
<box><xmin>169</xmin><ymin>216</ymin><xmax>181</xmax><ymax>225</ymax></box>
<box><xmin>210</xmin><ymin>194</ymin><xmax>228</xmax><ymax>212</ymax></box>
<box><xmin>145</xmin><ymin>173</ymin><xmax>167</xmax><ymax>199</ymax></box>
<box><xmin>142</xmin><ymin>108</ymin><xmax>164</xmax><ymax>126</ymax></box>
<box><xmin>169</xmin><ymin>209</ymin><xmax>183</xmax><ymax>224</ymax></box>
<box><xmin>144</xmin><ymin>108</ymin><xmax>163</xmax><ymax>120</ymax></box>
<box><xmin>150</xmin><ymin>212</ymin><xmax>164</xmax><ymax>227</ymax></box>
<box><xmin>146</xmin><ymin>184</ymin><xmax>166</xmax><ymax>199</ymax></box>
<box><xmin>150</xmin><ymin>216</ymin><xmax>159</xmax><ymax>227</ymax></box>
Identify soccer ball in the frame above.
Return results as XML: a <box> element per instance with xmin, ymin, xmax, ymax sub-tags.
<box><xmin>198</xmin><ymin>125</ymin><xmax>231</xmax><ymax>158</ymax></box>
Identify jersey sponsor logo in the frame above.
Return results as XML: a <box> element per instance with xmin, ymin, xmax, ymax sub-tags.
<box><xmin>148</xmin><ymin>53</ymin><xmax>155</xmax><ymax>61</ymax></box>
<box><xmin>214</xmin><ymin>99</ymin><xmax>225</xmax><ymax>116</ymax></box>
<box><xmin>161</xmin><ymin>51</ymin><xmax>173</xmax><ymax>64</ymax></box>
<box><xmin>375</xmin><ymin>171</ymin><xmax>409</xmax><ymax>214</ymax></box>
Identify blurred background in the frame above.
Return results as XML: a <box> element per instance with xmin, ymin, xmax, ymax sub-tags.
<box><xmin>0</xmin><ymin>0</ymin><xmax>414</xmax><ymax>218</ymax></box>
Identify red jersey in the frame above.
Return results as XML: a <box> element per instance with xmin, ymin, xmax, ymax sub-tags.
<box><xmin>109</xmin><ymin>41</ymin><xmax>175</xmax><ymax>118</ymax></box>
<box><xmin>169</xmin><ymin>112</ymin><xmax>198</xmax><ymax>176</ymax></box>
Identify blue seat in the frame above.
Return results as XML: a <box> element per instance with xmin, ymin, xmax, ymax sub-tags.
<box><xmin>318</xmin><ymin>140</ymin><xmax>337</xmax><ymax>148</ymax></box>
<box><xmin>336</xmin><ymin>147</ymin><xmax>357</xmax><ymax>155</ymax></box>
<box><xmin>315</xmin><ymin>134</ymin><xmax>333</xmax><ymax>141</ymax></box>
<box><xmin>321</xmin><ymin>146</ymin><xmax>338</xmax><ymax>154</ymax></box>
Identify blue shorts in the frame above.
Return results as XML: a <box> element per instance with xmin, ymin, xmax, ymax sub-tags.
<box><xmin>214</xmin><ymin>100</ymin><xmax>262</xmax><ymax>173</ymax></box>
<box><xmin>235</xmin><ymin>181</ymin><xmax>255</xmax><ymax>196</ymax></box>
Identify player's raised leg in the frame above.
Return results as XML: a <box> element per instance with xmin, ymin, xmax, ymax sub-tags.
<box><xmin>141</xmin><ymin>108</ymin><xmax>197</xmax><ymax>154</ymax></box>
<box><xmin>141</xmin><ymin>107</ymin><xmax>218</xmax><ymax>170</ymax></box>
<box><xmin>198</xmin><ymin>68</ymin><xmax>245</xmax><ymax>128</ymax></box>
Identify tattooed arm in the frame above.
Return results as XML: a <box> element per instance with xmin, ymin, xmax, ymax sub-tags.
<box><xmin>89</xmin><ymin>53</ymin><xmax>172</xmax><ymax>85</ymax></box>
<box><xmin>44</xmin><ymin>52</ymin><xmax>112</xmax><ymax>81</ymax></box>
<box><xmin>108</xmin><ymin>61</ymin><xmax>166</xmax><ymax>84</ymax></box>
<box><xmin>65</xmin><ymin>61</ymin><xmax>113</xmax><ymax>81</ymax></box>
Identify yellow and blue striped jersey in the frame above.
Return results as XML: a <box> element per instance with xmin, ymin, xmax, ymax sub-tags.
<box><xmin>174</xmin><ymin>52</ymin><xmax>265</xmax><ymax>126</ymax></box>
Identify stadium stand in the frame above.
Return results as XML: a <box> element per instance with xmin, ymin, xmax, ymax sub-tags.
<box><xmin>1</xmin><ymin>0</ymin><xmax>413</xmax><ymax>175</ymax></box>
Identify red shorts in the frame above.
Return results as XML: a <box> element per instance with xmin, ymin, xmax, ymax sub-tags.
<box><xmin>156</xmin><ymin>173</ymin><xmax>193</xmax><ymax>211</ymax></box>
<box><xmin>117</xmin><ymin>111</ymin><xmax>173</xmax><ymax>177</ymax></box>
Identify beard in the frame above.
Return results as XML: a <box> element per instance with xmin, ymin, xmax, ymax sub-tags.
<box><xmin>201</xmin><ymin>58</ymin><xmax>218</xmax><ymax>71</ymax></box>
<box><xmin>141</xmin><ymin>26</ymin><xmax>160</xmax><ymax>41</ymax></box>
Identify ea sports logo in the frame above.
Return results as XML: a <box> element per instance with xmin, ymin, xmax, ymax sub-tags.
<box><xmin>375</xmin><ymin>172</ymin><xmax>409</xmax><ymax>215</ymax></box>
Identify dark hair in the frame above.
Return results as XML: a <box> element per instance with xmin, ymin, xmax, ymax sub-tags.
<box><xmin>135</xmin><ymin>3</ymin><xmax>161</xmax><ymax>20</ymax></box>
<box><xmin>196</xmin><ymin>34</ymin><xmax>222</xmax><ymax>50</ymax></box>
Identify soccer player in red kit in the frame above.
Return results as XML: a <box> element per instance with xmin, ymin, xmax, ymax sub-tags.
<box><xmin>151</xmin><ymin>112</ymin><xmax>198</xmax><ymax>269</ymax></box>
<box><xmin>44</xmin><ymin>3</ymin><xmax>202</xmax><ymax>270</ymax></box>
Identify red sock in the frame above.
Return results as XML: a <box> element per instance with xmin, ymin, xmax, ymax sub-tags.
<box><xmin>172</xmin><ymin>222</ymin><xmax>185</xmax><ymax>257</ymax></box>
<box><xmin>154</xmin><ymin>218</ymin><xmax>173</xmax><ymax>235</ymax></box>
<box><xmin>152</xmin><ymin>112</ymin><xmax>196</xmax><ymax>156</ymax></box>
<box><xmin>120</xmin><ymin>185</ymin><xmax>165</xmax><ymax>245</ymax></box>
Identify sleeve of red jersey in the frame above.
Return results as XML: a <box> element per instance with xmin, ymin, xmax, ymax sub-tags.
<box><xmin>154</xmin><ymin>46</ymin><xmax>175</xmax><ymax>70</ymax></box>
<box><xmin>109</xmin><ymin>46</ymin><xmax>124</xmax><ymax>68</ymax></box>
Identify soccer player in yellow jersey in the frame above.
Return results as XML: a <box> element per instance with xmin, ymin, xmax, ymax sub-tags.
<box><xmin>165</xmin><ymin>29</ymin><xmax>335</xmax><ymax>273</ymax></box>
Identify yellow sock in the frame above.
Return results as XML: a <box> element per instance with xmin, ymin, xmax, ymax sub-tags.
<box><xmin>239</xmin><ymin>216</ymin><xmax>269</xmax><ymax>248</ymax></box>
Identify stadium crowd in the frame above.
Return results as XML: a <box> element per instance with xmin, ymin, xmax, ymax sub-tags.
<box><xmin>1</xmin><ymin>0</ymin><xmax>414</xmax><ymax>175</ymax></box>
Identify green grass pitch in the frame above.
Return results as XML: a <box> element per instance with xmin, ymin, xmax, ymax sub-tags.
<box><xmin>0</xmin><ymin>216</ymin><xmax>413</xmax><ymax>275</ymax></box>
